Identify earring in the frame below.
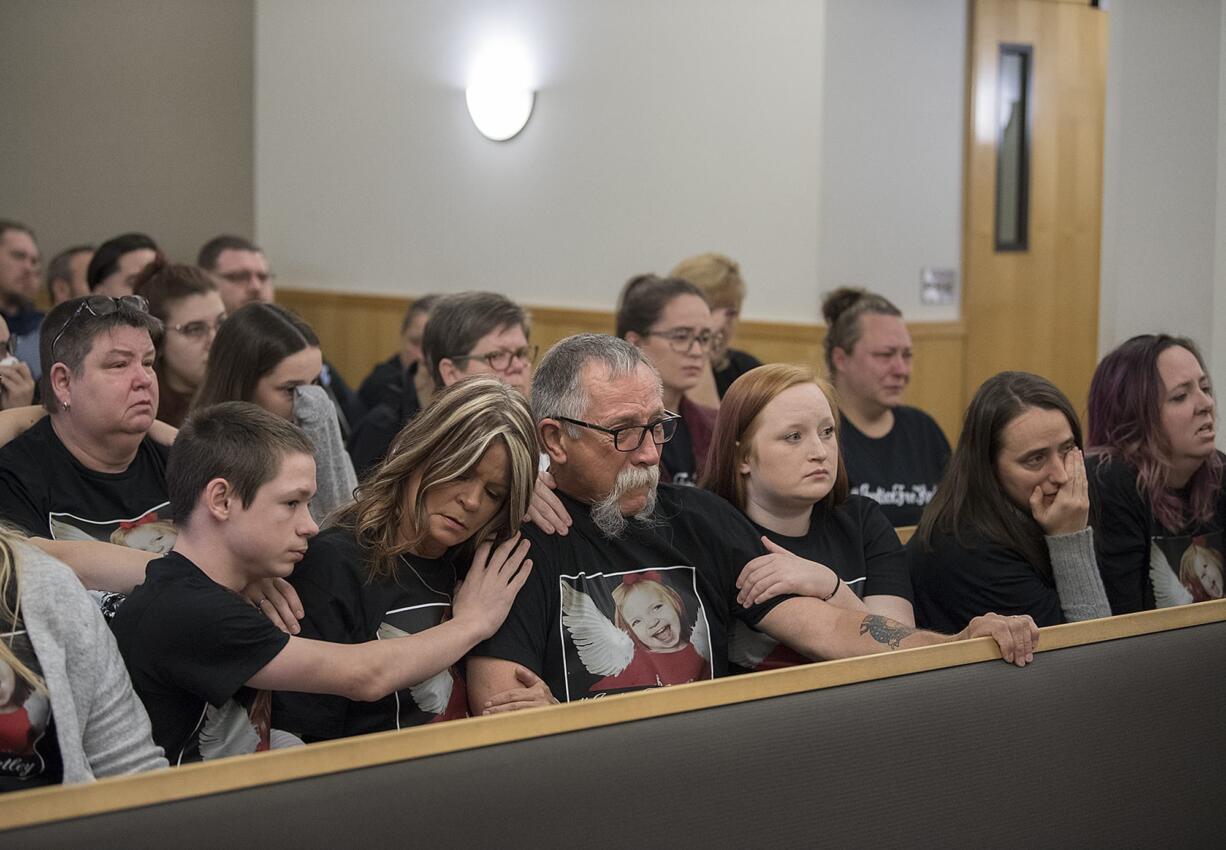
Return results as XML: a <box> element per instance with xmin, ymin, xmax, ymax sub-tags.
<box><xmin>62</xmin><ymin>400</ymin><xmax>71</xmax><ymax>411</ymax></box>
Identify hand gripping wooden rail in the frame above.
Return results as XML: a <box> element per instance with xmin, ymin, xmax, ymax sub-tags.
<box><xmin>4</xmin><ymin>599</ymin><xmax>1224</xmax><ymax>846</ymax></box>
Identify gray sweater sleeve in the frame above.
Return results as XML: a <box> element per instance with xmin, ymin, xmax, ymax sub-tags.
<box><xmin>19</xmin><ymin>544</ymin><xmax>167</xmax><ymax>782</ymax></box>
<box><xmin>294</xmin><ymin>384</ymin><xmax>359</xmax><ymax>523</ymax></box>
<box><xmin>1045</xmin><ymin>527</ymin><xmax>1112</xmax><ymax>622</ymax></box>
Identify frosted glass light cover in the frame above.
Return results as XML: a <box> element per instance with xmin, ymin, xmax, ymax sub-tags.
<box><xmin>466</xmin><ymin>85</ymin><xmax>534</xmax><ymax>141</ymax></box>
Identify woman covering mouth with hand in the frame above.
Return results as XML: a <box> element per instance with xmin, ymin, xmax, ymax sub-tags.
<box><xmin>701</xmin><ymin>364</ymin><xmax>914</xmax><ymax>671</ymax></box>
<box><xmin>1086</xmin><ymin>334</ymin><xmax>1224</xmax><ymax>612</ymax></box>
<box><xmin>908</xmin><ymin>372</ymin><xmax>1111</xmax><ymax>632</ymax></box>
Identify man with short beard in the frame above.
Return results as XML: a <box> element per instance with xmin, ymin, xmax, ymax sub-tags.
<box><xmin>467</xmin><ymin>334</ymin><xmax>1040</xmax><ymax>712</ymax></box>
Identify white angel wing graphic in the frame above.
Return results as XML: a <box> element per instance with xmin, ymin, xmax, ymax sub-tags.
<box><xmin>560</xmin><ymin>582</ymin><xmax>634</xmax><ymax>676</ymax></box>
<box><xmin>48</xmin><ymin>517</ymin><xmax>96</xmax><ymax>542</ymax></box>
<box><xmin>1149</xmin><ymin>542</ymin><xmax>1194</xmax><ymax>608</ymax></box>
<box><xmin>689</xmin><ymin>608</ymin><xmax>711</xmax><ymax>663</ymax></box>
<box><xmin>377</xmin><ymin>620</ymin><xmax>455</xmax><ymax>715</ymax></box>
<box><xmin>728</xmin><ymin>621</ymin><xmax>779</xmax><ymax>670</ymax></box>
<box><xmin>199</xmin><ymin>701</ymin><xmax>259</xmax><ymax>760</ymax></box>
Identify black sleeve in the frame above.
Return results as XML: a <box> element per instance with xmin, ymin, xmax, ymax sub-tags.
<box><xmin>910</xmin><ymin>537</ymin><xmax>1063</xmax><ymax>631</ymax></box>
<box><xmin>0</xmin><ymin>466</ymin><xmax>48</xmax><ymax>537</ymax></box>
<box><xmin>691</xmin><ymin>491</ymin><xmax>792</xmax><ymax>628</ymax></box>
<box><xmin>347</xmin><ymin>403</ymin><xmax>401</xmax><ymax>478</ymax></box>
<box><xmin>470</xmin><ymin>532</ymin><xmax>551</xmax><ymax>676</ymax></box>
<box><xmin>859</xmin><ymin>501</ymin><xmax>912</xmax><ymax>602</ymax></box>
<box><xmin>276</xmin><ymin>536</ymin><xmax>368</xmax><ymax>739</ymax></box>
<box><xmin>156</xmin><ymin>592</ymin><xmax>291</xmax><ymax>707</ymax></box>
<box><xmin>1088</xmin><ymin>457</ymin><xmax>1151</xmax><ymax>614</ymax></box>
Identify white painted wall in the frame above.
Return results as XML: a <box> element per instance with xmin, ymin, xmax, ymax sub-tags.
<box><xmin>255</xmin><ymin>0</ymin><xmax>824</xmax><ymax>322</ymax></box>
<box><xmin>0</xmin><ymin>0</ymin><xmax>253</xmax><ymax>267</ymax></box>
<box><xmin>1099</xmin><ymin>0</ymin><xmax>1222</xmax><ymax>357</ymax></box>
<box><xmin>819</xmin><ymin>0</ymin><xmax>966</xmax><ymax>323</ymax></box>
<box><xmin>1214</xmin><ymin>2</ymin><xmax>1226</xmax><ymax>425</ymax></box>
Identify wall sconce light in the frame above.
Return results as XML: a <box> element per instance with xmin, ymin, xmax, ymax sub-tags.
<box><xmin>466</xmin><ymin>41</ymin><xmax>535</xmax><ymax>141</ymax></box>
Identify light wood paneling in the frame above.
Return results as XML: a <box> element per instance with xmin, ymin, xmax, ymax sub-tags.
<box><xmin>963</xmin><ymin>0</ymin><xmax>1107</xmax><ymax>413</ymax></box>
<box><xmin>275</xmin><ymin>288</ymin><xmax>968</xmax><ymax>440</ymax></box>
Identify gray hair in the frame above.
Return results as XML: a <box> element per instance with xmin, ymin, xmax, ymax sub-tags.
<box><xmin>531</xmin><ymin>333</ymin><xmax>660</xmax><ymax>435</ymax></box>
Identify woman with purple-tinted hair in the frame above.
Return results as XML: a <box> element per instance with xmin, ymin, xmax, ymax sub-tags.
<box><xmin>1086</xmin><ymin>334</ymin><xmax>1224</xmax><ymax>613</ymax></box>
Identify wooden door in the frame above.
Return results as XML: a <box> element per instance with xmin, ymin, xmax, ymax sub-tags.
<box><xmin>962</xmin><ymin>0</ymin><xmax>1107</xmax><ymax>411</ymax></box>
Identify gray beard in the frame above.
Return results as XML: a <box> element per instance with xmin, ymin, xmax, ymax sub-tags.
<box><xmin>590</xmin><ymin>465</ymin><xmax>660</xmax><ymax>539</ymax></box>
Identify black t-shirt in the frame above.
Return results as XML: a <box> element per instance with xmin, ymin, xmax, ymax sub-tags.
<box><xmin>348</xmin><ymin>366</ymin><xmax>422</xmax><ymax>478</ymax></box>
<box><xmin>908</xmin><ymin>529</ymin><xmax>1063</xmax><ymax>633</ymax></box>
<box><xmin>273</xmin><ymin>528</ymin><xmax>467</xmax><ymax>741</ymax></box>
<box><xmin>110</xmin><ymin>552</ymin><xmax>290</xmax><ymax>764</ymax></box>
<box><xmin>731</xmin><ymin>495</ymin><xmax>909</xmax><ymax>671</ymax></box>
<box><xmin>357</xmin><ymin>354</ymin><xmax>403</xmax><ymax>411</ymax></box>
<box><xmin>473</xmin><ymin>486</ymin><xmax>789</xmax><ymax>702</ymax></box>
<box><xmin>1088</xmin><ymin>453</ymin><xmax>1226</xmax><ymax>614</ymax></box>
<box><xmin>661</xmin><ymin>416</ymin><xmax>697</xmax><ymax>486</ymax></box>
<box><xmin>0</xmin><ymin>576</ymin><xmax>64</xmax><ymax>792</ymax></box>
<box><xmin>840</xmin><ymin>406</ymin><xmax>950</xmax><ymax>527</ymax></box>
<box><xmin>0</xmin><ymin>418</ymin><xmax>174</xmax><ymax>618</ymax></box>
<box><xmin>713</xmin><ymin>348</ymin><xmax>762</xmax><ymax>398</ymax></box>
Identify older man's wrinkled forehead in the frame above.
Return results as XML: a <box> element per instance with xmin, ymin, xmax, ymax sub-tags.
<box><xmin>579</xmin><ymin>359</ymin><xmax>663</xmax><ymax>419</ymax></box>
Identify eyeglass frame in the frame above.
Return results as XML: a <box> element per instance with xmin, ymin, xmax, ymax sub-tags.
<box><xmin>555</xmin><ymin>411</ymin><xmax>682</xmax><ymax>452</ymax></box>
<box><xmin>49</xmin><ymin>295</ymin><xmax>151</xmax><ymax>361</ymax></box>
<box><xmin>643</xmin><ymin>327</ymin><xmax>715</xmax><ymax>354</ymax></box>
<box><xmin>169</xmin><ymin>312</ymin><xmax>227</xmax><ymax>340</ymax></box>
<box><xmin>447</xmin><ymin>344</ymin><xmax>539</xmax><ymax>372</ymax></box>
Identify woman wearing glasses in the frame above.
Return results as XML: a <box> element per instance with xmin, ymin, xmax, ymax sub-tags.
<box><xmin>131</xmin><ymin>260</ymin><xmax>226</xmax><ymax>427</ymax></box>
<box><xmin>616</xmin><ymin>274</ymin><xmax>717</xmax><ymax>486</ymax></box>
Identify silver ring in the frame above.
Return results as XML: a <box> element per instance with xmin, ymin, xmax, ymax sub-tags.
<box><xmin>256</xmin><ymin>597</ymin><xmax>267</xmax><ymax>606</ymax></box>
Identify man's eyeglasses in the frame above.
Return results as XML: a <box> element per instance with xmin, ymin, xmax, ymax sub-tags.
<box><xmin>557</xmin><ymin>412</ymin><xmax>681</xmax><ymax>452</ymax></box>
<box><xmin>170</xmin><ymin>313</ymin><xmax>226</xmax><ymax>340</ymax></box>
<box><xmin>50</xmin><ymin>295</ymin><xmax>150</xmax><ymax>360</ymax></box>
<box><xmin>218</xmin><ymin>270</ymin><xmax>274</xmax><ymax>285</ymax></box>
<box><xmin>645</xmin><ymin>328</ymin><xmax>715</xmax><ymax>354</ymax></box>
<box><xmin>450</xmin><ymin>345</ymin><xmax>538</xmax><ymax>372</ymax></box>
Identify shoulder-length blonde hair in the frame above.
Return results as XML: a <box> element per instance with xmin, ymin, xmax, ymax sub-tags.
<box><xmin>0</xmin><ymin>525</ymin><xmax>48</xmax><ymax>697</ymax></box>
<box><xmin>330</xmin><ymin>377</ymin><xmax>538</xmax><ymax>581</ymax></box>
<box><xmin>700</xmin><ymin>363</ymin><xmax>849</xmax><ymax>512</ymax></box>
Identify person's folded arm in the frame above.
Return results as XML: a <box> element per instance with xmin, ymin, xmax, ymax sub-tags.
<box><xmin>466</xmin><ymin>656</ymin><xmax>558</xmax><ymax>715</ymax></box>
<box><xmin>29</xmin><ymin>538</ymin><xmax>153</xmax><ymax>594</ymax></box>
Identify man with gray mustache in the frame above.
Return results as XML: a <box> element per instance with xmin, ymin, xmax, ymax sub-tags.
<box><xmin>467</xmin><ymin>334</ymin><xmax>1039</xmax><ymax>711</ymax></box>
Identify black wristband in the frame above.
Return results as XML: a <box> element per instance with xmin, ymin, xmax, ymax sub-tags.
<box><xmin>821</xmin><ymin>575</ymin><xmax>841</xmax><ymax>602</ymax></box>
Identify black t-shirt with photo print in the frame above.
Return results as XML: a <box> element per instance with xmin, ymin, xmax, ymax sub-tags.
<box><xmin>839</xmin><ymin>406</ymin><xmax>950</xmax><ymax>527</ymax></box>
<box><xmin>0</xmin><ymin>417</ymin><xmax>174</xmax><ymax>617</ymax></box>
<box><xmin>1</xmin><ymin>579</ymin><xmax>64</xmax><ymax>792</ymax></box>
<box><xmin>1088</xmin><ymin>453</ymin><xmax>1226</xmax><ymax>614</ymax></box>
<box><xmin>110</xmin><ymin>552</ymin><xmax>290</xmax><ymax>765</ymax></box>
<box><xmin>273</xmin><ymin>527</ymin><xmax>468</xmax><ymax>741</ymax></box>
<box><xmin>729</xmin><ymin>496</ymin><xmax>909</xmax><ymax>672</ymax></box>
<box><xmin>474</xmin><ymin>485</ymin><xmax>790</xmax><ymax>702</ymax></box>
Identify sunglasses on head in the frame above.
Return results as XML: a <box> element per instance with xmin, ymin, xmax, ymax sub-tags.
<box><xmin>50</xmin><ymin>295</ymin><xmax>150</xmax><ymax>361</ymax></box>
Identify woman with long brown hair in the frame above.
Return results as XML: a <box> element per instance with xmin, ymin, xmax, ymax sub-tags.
<box><xmin>909</xmin><ymin>372</ymin><xmax>1110</xmax><ymax>631</ymax></box>
<box><xmin>272</xmin><ymin>377</ymin><xmax>539</xmax><ymax>740</ymax></box>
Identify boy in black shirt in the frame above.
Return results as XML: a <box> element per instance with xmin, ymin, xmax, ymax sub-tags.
<box><xmin>468</xmin><ymin>335</ymin><xmax>1039</xmax><ymax>714</ymax></box>
<box><xmin>111</xmin><ymin>401</ymin><xmax>529</xmax><ymax>763</ymax></box>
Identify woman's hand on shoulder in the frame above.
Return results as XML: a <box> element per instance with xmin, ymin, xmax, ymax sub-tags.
<box><xmin>736</xmin><ymin>537</ymin><xmax>839</xmax><ymax>607</ymax></box>
<box><xmin>453</xmin><ymin>533</ymin><xmax>533</xmax><ymax>640</ymax></box>
<box><xmin>1029</xmin><ymin>448</ymin><xmax>1090</xmax><ymax>536</ymax></box>
<box><xmin>526</xmin><ymin>469</ymin><xmax>572</xmax><ymax>535</ymax></box>
<box><xmin>244</xmin><ymin>577</ymin><xmax>304</xmax><ymax>635</ymax></box>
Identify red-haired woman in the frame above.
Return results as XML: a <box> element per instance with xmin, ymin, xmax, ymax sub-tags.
<box><xmin>1086</xmin><ymin>334</ymin><xmax>1223</xmax><ymax>612</ymax></box>
<box><xmin>701</xmin><ymin>364</ymin><xmax>913</xmax><ymax>669</ymax></box>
